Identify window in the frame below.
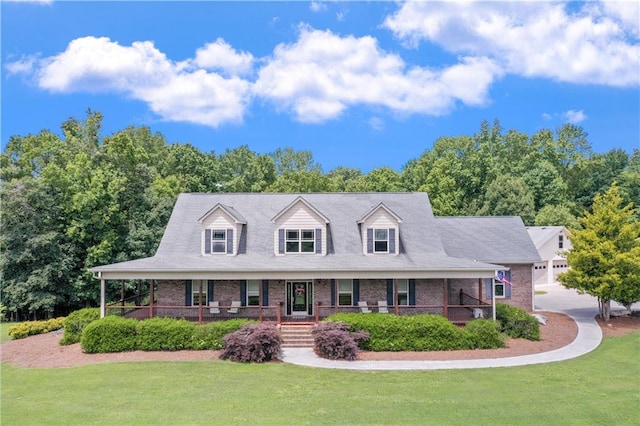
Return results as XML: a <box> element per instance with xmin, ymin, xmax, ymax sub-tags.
<box><xmin>558</xmin><ymin>235</ymin><xmax>564</xmax><ymax>249</ymax></box>
<box><xmin>247</xmin><ymin>280</ymin><xmax>260</xmax><ymax>306</ymax></box>
<box><xmin>212</xmin><ymin>229</ymin><xmax>226</xmax><ymax>254</ymax></box>
<box><xmin>397</xmin><ymin>279</ymin><xmax>409</xmax><ymax>305</ymax></box>
<box><xmin>192</xmin><ymin>281</ymin><xmax>208</xmax><ymax>306</ymax></box>
<box><xmin>286</xmin><ymin>229</ymin><xmax>315</xmax><ymax>253</ymax></box>
<box><xmin>494</xmin><ymin>283</ymin><xmax>506</xmax><ymax>298</ymax></box>
<box><xmin>374</xmin><ymin>228</ymin><xmax>389</xmax><ymax>253</ymax></box>
<box><xmin>338</xmin><ymin>279</ymin><xmax>353</xmax><ymax>306</ymax></box>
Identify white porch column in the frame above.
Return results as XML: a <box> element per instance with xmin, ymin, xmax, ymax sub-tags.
<box><xmin>100</xmin><ymin>279</ymin><xmax>106</xmax><ymax>318</ymax></box>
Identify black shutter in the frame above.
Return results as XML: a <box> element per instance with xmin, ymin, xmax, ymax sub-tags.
<box><xmin>330</xmin><ymin>279</ymin><xmax>336</xmax><ymax>307</ymax></box>
<box><xmin>485</xmin><ymin>278</ymin><xmax>493</xmax><ymax>299</ymax></box>
<box><xmin>386</xmin><ymin>279</ymin><xmax>394</xmax><ymax>305</ymax></box>
<box><xmin>226</xmin><ymin>228</ymin><xmax>234</xmax><ymax>254</ymax></box>
<box><xmin>389</xmin><ymin>228</ymin><xmax>396</xmax><ymax>254</ymax></box>
<box><xmin>240</xmin><ymin>281</ymin><xmax>247</xmax><ymax>306</ymax></box>
<box><xmin>278</xmin><ymin>229</ymin><xmax>285</xmax><ymax>254</ymax></box>
<box><xmin>315</xmin><ymin>228</ymin><xmax>322</xmax><ymax>254</ymax></box>
<box><xmin>207</xmin><ymin>280</ymin><xmax>214</xmax><ymax>304</ymax></box>
<box><xmin>409</xmin><ymin>279</ymin><xmax>416</xmax><ymax>306</ymax></box>
<box><xmin>185</xmin><ymin>280</ymin><xmax>192</xmax><ymax>306</ymax></box>
<box><xmin>353</xmin><ymin>279</ymin><xmax>360</xmax><ymax>306</ymax></box>
<box><xmin>367</xmin><ymin>228</ymin><xmax>373</xmax><ymax>253</ymax></box>
<box><xmin>262</xmin><ymin>280</ymin><xmax>269</xmax><ymax>306</ymax></box>
<box><xmin>205</xmin><ymin>230</ymin><xmax>212</xmax><ymax>254</ymax></box>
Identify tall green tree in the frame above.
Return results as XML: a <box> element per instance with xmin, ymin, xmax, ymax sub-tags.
<box><xmin>477</xmin><ymin>175</ymin><xmax>536</xmax><ymax>224</ymax></box>
<box><xmin>558</xmin><ymin>184</ymin><xmax>640</xmax><ymax>320</ymax></box>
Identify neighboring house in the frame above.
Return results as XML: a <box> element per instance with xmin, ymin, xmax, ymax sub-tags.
<box><xmin>526</xmin><ymin>226</ymin><xmax>572</xmax><ymax>286</ymax></box>
<box><xmin>90</xmin><ymin>193</ymin><xmax>540</xmax><ymax>323</ymax></box>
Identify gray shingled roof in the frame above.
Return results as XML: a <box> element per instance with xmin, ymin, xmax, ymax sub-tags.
<box><xmin>526</xmin><ymin>226</ymin><xmax>566</xmax><ymax>249</ymax></box>
<box><xmin>436</xmin><ymin>217</ymin><xmax>541</xmax><ymax>264</ymax></box>
<box><xmin>91</xmin><ymin>193</ymin><xmax>538</xmax><ymax>278</ymax></box>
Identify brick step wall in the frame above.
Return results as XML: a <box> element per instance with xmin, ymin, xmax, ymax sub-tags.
<box><xmin>279</xmin><ymin>324</ymin><xmax>315</xmax><ymax>348</ymax></box>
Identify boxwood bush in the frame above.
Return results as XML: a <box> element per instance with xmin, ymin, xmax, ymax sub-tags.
<box><xmin>496</xmin><ymin>303</ymin><xmax>540</xmax><ymax>341</ymax></box>
<box><xmin>325</xmin><ymin>313</ymin><xmax>506</xmax><ymax>351</ymax></box>
<box><xmin>463</xmin><ymin>318</ymin><xmax>505</xmax><ymax>349</ymax></box>
<box><xmin>81</xmin><ymin>316</ymin><xmax>138</xmax><ymax>353</ymax></box>
<box><xmin>60</xmin><ymin>308</ymin><xmax>100</xmax><ymax>345</ymax></box>
<box><xmin>7</xmin><ymin>318</ymin><xmax>65</xmax><ymax>340</ymax></box>
<box><xmin>191</xmin><ymin>319</ymin><xmax>255</xmax><ymax>350</ymax></box>
<box><xmin>136</xmin><ymin>318</ymin><xmax>196</xmax><ymax>351</ymax></box>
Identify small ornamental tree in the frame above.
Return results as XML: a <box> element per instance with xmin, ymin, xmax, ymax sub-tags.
<box><xmin>558</xmin><ymin>183</ymin><xmax>640</xmax><ymax>320</ymax></box>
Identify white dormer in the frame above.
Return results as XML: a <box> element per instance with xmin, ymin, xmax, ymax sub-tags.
<box><xmin>357</xmin><ymin>203</ymin><xmax>402</xmax><ymax>255</ymax></box>
<box><xmin>198</xmin><ymin>204</ymin><xmax>246</xmax><ymax>256</ymax></box>
<box><xmin>271</xmin><ymin>196</ymin><xmax>329</xmax><ymax>256</ymax></box>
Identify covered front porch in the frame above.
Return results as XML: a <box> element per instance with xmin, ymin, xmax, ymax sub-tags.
<box><xmin>100</xmin><ymin>277</ymin><xmax>494</xmax><ymax>324</ymax></box>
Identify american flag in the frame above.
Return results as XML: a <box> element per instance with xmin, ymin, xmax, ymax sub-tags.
<box><xmin>496</xmin><ymin>271</ymin><xmax>513</xmax><ymax>286</ymax></box>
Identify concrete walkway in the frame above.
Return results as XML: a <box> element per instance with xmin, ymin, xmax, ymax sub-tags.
<box><xmin>281</xmin><ymin>284</ymin><xmax>606</xmax><ymax>370</ymax></box>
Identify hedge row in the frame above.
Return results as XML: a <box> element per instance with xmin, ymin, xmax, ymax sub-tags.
<box><xmin>324</xmin><ymin>313</ymin><xmax>505</xmax><ymax>351</ymax></box>
<box><xmin>80</xmin><ymin>316</ymin><xmax>254</xmax><ymax>353</ymax></box>
<box><xmin>8</xmin><ymin>318</ymin><xmax>65</xmax><ymax>339</ymax></box>
<box><xmin>496</xmin><ymin>303</ymin><xmax>540</xmax><ymax>341</ymax></box>
<box><xmin>60</xmin><ymin>308</ymin><xmax>101</xmax><ymax>345</ymax></box>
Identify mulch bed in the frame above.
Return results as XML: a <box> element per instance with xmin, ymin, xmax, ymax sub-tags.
<box><xmin>2</xmin><ymin>312</ymin><xmax>638</xmax><ymax>368</ymax></box>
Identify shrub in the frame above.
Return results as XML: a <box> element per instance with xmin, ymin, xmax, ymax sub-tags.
<box><xmin>221</xmin><ymin>323</ymin><xmax>282</xmax><ymax>363</ymax></box>
<box><xmin>191</xmin><ymin>319</ymin><xmax>256</xmax><ymax>350</ymax></box>
<box><xmin>464</xmin><ymin>318</ymin><xmax>505</xmax><ymax>349</ymax></box>
<box><xmin>313</xmin><ymin>321</ymin><xmax>370</xmax><ymax>360</ymax></box>
<box><xmin>81</xmin><ymin>316</ymin><xmax>137</xmax><ymax>353</ymax></box>
<box><xmin>136</xmin><ymin>318</ymin><xmax>196</xmax><ymax>351</ymax></box>
<box><xmin>60</xmin><ymin>308</ymin><xmax>100</xmax><ymax>345</ymax></box>
<box><xmin>326</xmin><ymin>313</ymin><xmax>471</xmax><ymax>351</ymax></box>
<box><xmin>8</xmin><ymin>318</ymin><xmax>65</xmax><ymax>340</ymax></box>
<box><xmin>496</xmin><ymin>303</ymin><xmax>540</xmax><ymax>341</ymax></box>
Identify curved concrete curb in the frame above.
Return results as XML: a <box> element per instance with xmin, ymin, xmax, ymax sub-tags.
<box><xmin>281</xmin><ymin>312</ymin><xmax>602</xmax><ymax>370</ymax></box>
<box><xmin>282</xmin><ymin>284</ymin><xmax>604</xmax><ymax>370</ymax></box>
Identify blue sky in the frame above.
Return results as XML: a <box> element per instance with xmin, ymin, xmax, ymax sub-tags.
<box><xmin>2</xmin><ymin>1</ymin><xmax>639</xmax><ymax>173</ymax></box>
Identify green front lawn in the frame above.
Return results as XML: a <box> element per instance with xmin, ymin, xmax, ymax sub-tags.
<box><xmin>1</xmin><ymin>322</ymin><xmax>20</xmax><ymax>343</ymax></box>
<box><xmin>2</xmin><ymin>333</ymin><xmax>639</xmax><ymax>425</ymax></box>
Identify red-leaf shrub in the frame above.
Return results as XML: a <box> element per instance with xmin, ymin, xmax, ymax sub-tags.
<box><xmin>220</xmin><ymin>323</ymin><xmax>282</xmax><ymax>363</ymax></box>
<box><xmin>313</xmin><ymin>321</ymin><xmax>369</xmax><ymax>360</ymax></box>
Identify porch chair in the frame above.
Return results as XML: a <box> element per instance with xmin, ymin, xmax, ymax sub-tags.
<box><xmin>377</xmin><ymin>301</ymin><xmax>389</xmax><ymax>314</ymax></box>
<box><xmin>358</xmin><ymin>301</ymin><xmax>372</xmax><ymax>314</ymax></box>
<box><xmin>228</xmin><ymin>300</ymin><xmax>241</xmax><ymax>315</ymax></box>
<box><xmin>473</xmin><ymin>308</ymin><xmax>484</xmax><ymax>319</ymax></box>
<box><xmin>209</xmin><ymin>301</ymin><xmax>220</xmax><ymax>314</ymax></box>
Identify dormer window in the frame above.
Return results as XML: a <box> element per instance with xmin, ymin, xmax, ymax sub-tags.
<box><xmin>286</xmin><ymin>229</ymin><xmax>315</xmax><ymax>253</ymax></box>
<box><xmin>211</xmin><ymin>229</ymin><xmax>227</xmax><ymax>253</ymax></box>
<box><xmin>374</xmin><ymin>229</ymin><xmax>389</xmax><ymax>253</ymax></box>
<box><xmin>204</xmin><ymin>228</ymin><xmax>233</xmax><ymax>255</ymax></box>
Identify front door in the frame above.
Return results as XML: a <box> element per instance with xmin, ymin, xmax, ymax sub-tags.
<box><xmin>286</xmin><ymin>281</ymin><xmax>313</xmax><ymax>316</ymax></box>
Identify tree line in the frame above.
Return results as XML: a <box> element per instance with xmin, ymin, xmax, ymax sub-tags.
<box><xmin>1</xmin><ymin>110</ymin><xmax>638</xmax><ymax>319</ymax></box>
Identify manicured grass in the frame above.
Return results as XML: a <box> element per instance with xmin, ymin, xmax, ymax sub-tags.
<box><xmin>1</xmin><ymin>322</ymin><xmax>20</xmax><ymax>343</ymax></box>
<box><xmin>2</xmin><ymin>333</ymin><xmax>639</xmax><ymax>425</ymax></box>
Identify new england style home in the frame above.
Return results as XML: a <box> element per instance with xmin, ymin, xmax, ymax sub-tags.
<box><xmin>90</xmin><ymin>192</ymin><xmax>540</xmax><ymax>323</ymax></box>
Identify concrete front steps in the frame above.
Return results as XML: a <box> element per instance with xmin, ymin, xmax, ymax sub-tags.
<box><xmin>279</xmin><ymin>324</ymin><xmax>315</xmax><ymax>348</ymax></box>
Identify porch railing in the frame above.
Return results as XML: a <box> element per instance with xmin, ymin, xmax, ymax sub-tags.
<box><xmin>105</xmin><ymin>300</ymin><xmax>492</xmax><ymax>324</ymax></box>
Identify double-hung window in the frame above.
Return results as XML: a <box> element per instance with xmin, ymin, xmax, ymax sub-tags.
<box><xmin>192</xmin><ymin>282</ymin><xmax>208</xmax><ymax>306</ymax></box>
<box><xmin>374</xmin><ymin>229</ymin><xmax>389</xmax><ymax>253</ymax></box>
<box><xmin>211</xmin><ymin>229</ymin><xmax>226</xmax><ymax>254</ymax></box>
<box><xmin>338</xmin><ymin>279</ymin><xmax>353</xmax><ymax>306</ymax></box>
<box><xmin>286</xmin><ymin>229</ymin><xmax>315</xmax><ymax>253</ymax></box>
<box><xmin>397</xmin><ymin>279</ymin><xmax>409</xmax><ymax>305</ymax></box>
<box><xmin>247</xmin><ymin>280</ymin><xmax>260</xmax><ymax>306</ymax></box>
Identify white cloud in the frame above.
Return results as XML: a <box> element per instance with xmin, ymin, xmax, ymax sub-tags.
<box><xmin>191</xmin><ymin>38</ymin><xmax>254</xmax><ymax>76</ymax></box>
<box><xmin>384</xmin><ymin>1</ymin><xmax>640</xmax><ymax>87</ymax></box>
<box><xmin>368</xmin><ymin>116</ymin><xmax>385</xmax><ymax>131</ymax></box>
<box><xmin>8</xmin><ymin>36</ymin><xmax>252</xmax><ymax>128</ymax></box>
<box><xmin>4</xmin><ymin>55</ymin><xmax>37</xmax><ymax>74</ymax></box>
<box><xmin>253</xmin><ymin>26</ymin><xmax>501</xmax><ymax>123</ymax></box>
<box><xmin>310</xmin><ymin>1</ymin><xmax>327</xmax><ymax>13</ymax></box>
<box><xmin>563</xmin><ymin>109</ymin><xmax>587</xmax><ymax>124</ymax></box>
